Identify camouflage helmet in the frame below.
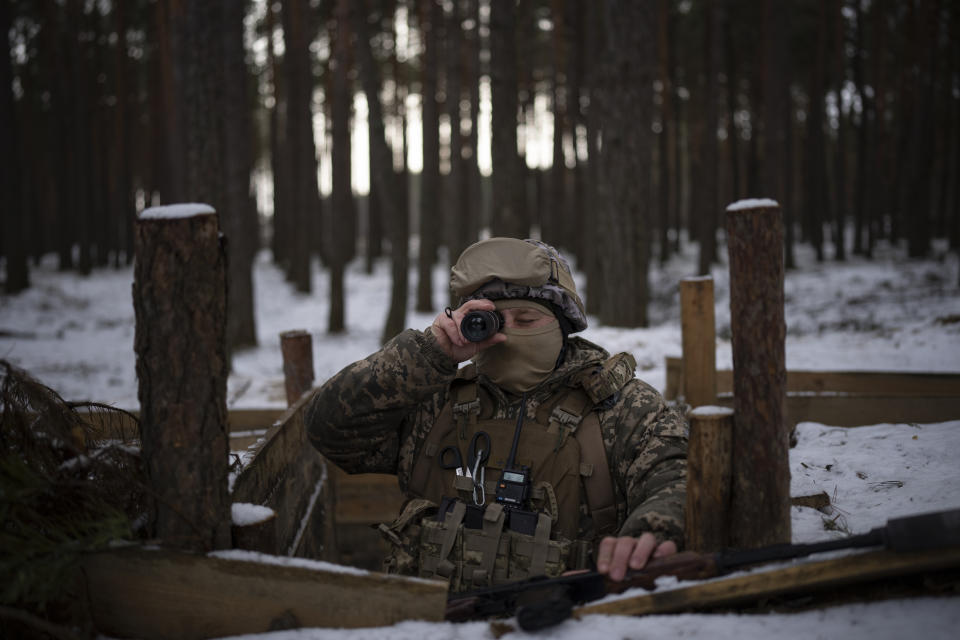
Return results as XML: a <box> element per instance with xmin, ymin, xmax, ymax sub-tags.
<box><xmin>450</xmin><ymin>237</ymin><xmax>588</xmax><ymax>332</ymax></box>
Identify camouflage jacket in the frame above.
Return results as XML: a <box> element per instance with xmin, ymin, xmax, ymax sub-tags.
<box><xmin>304</xmin><ymin>328</ymin><xmax>688</xmax><ymax>544</ymax></box>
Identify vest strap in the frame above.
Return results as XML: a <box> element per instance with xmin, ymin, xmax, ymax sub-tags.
<box><xmin>453</xmin><ymin>381</ymin><xmax>480</xmax><ymax>440</ymax></box>
<box><xmin>547</xmin><ymin>388</ymin><xmax>593</xmax><ymax>451</ymax></box>
<box><xmin>429</xmin><ymin>500</ymin><xmax>466</xmax><ymax>578</ymax></box>
<box><xmin>528</xmin><ymin>512</ymin><xmax>553</xmax><ymax>576</ymax></box>
<box><xmin>575</xmin><ymin>412</ymin><xmax>621</xmax><ymax>536</ymax></box>
<box><xmin>472</xmin><ymin>503</ymin><xmax>506</xmax><ymax>588</ymax></box>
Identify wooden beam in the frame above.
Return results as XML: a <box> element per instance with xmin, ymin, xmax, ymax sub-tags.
<box><xmin>231</xmin><ymin>393</ymin><xmax>330</xmax><ymax>558</ymax></box>
<box><xmin>680</xmin><ymin>277</ymin><xmax>717</xmax><ymax>408</ymax></box>
<box><xmin>80</xmin><ymin>546</ymin><xmax>448</xmax><ymax>639</ymax></box>
<box><xmin>725</xmin><ymin>199</ymin><xmax>790</xmax><ymax>547</ymax></box>
<box><xmin>333</xmin><ymin>470</ymin><xmax>405</xmax><ymax>525</ymax></box>
<box><xmin>710</xmin><ymin>394</ymin><xmax>960</xmax><ymax>429</ymax></box>
<box><xmin>577</xmin><ymin>546</ymin><xmax>960</xmax><ymax>619</ymax></box>
<box><xmin>666</xmin><ymin>357</ymin><xmax>960</xmax><ymax>399</ymax></box>
<box><xmin>685</xmin><ymin>407</ymin><xmax>733</xmax><ymax>552</ymax></box>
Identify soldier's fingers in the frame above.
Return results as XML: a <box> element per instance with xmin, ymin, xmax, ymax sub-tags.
<box><xmin>596</xmin><ymin>536</ymin><xmax>617</xmax><ymax>574</ymax></box>
<box><xmin>652</xmin><ymin>539</ymin><xmax>677</xmax><ymax>559</ymax></box>
<box><xmin>608</xmin><ymin>536</ymin><xmax>639</xmax><ymax>581</ymax></box>
<box><xmin>627</xmin><ymin>532</ymin><xmax>658</xmax><ymax>571</ymax></box>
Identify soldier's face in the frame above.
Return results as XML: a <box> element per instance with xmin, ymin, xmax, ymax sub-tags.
<box><xmin>501</xmin><ymin>306</ymin><xmax>554</xmax><ymax>330</ymax></box>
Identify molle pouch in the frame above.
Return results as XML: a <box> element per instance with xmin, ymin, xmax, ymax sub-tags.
<box><xmin>419</xmin><ymin>501</ymin><xmax>467</xmax><ymax>586</ymax></box>
<box><xmin>503</xmin><ymin>512</ymin><xmax>572</xmax><ymax>582</ymax></box>
<box><xmin>378</xmin><ymin>498</ymin><xmax>437</xmax><ymax>576</ymax></box>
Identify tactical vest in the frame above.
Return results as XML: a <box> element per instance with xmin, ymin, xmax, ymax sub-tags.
<box><xmin>379</xmin><ymin>353</ymin><xmax>635</xmax><ymax>592</ymax></box>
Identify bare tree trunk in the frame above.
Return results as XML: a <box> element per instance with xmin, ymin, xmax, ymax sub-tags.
<box><xmin>489</xmin><ymin>0</ymin><xmax>524</xmax><ymax>238</ymax></box>
<box><xmin>594</xmin><ymin>0</ymin><xmax>653</xmax><ymax>327</ymax></box>
<box><xmin>222</xmin><ymin>0</ymin><xmax>258</xmax><ymax>350</ymax></box>
<box><xmin>353</xmin><ymin>0</ymin><xmax>407</xmax><ymax>342</ymax></box>
<box><xmin>417</xmin><ymin>0</ymin><xmax>441</xmax><ymax>312</ymax></box>
<box><xmin>698</xmin><ymin>0</ymin><xmax>721</xmax><ymax>276</ymax></box>
<box><xmin>134</xmin><ymin>207</ymin><xmax>231</xmax><ymax>552</ymax></box>
<box><xmin>282</xmin><ymin>0</ymin><xmax>322</xmax><ymax>293</ymax></box>
<box><xmin>329</xmin><ymin>0</ymin><xmax>355</xmax><ymax>332</ymax></box>
<box><xmin>833</xmin><ymin>0</ymin><xmax>848</xmax><ymax>261</ymax></box>
<box><xmin>1</xmin><ymin>0</ymin><xmax>28</xmax><ymax>293</ymax></box>
<box><xmin>657</xmin><ymin>0</ymin><xmax>676</xmax><ymax>265</ymax></box>
<box><xmin>446</xmin><ymin>0</ymin><xmax>470</xmax><ymax>267</ymax></box>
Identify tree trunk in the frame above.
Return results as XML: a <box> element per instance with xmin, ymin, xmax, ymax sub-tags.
<box><xmin>445</xmin><ymin>0</ymin><xmax>470</xmax><ymax>269</ymax></box>
<box><xmin>698</xmin><ymin>0</ymin><xmax>721</xmax><ymax>276</ymax></box>
<box><xmin>417</xmin><ymin>0</ymin><xmax>441</xmax><ymax>312</ymax></box>
<box><xmin>329</xmin><ymin>0</ymin><xmax>355</xmax><ymax>333</ymax></box>
<box><xmin>725</xmin><ymin>200</ymin><xmax>790</xmax><ymax>549</ymax></box>
<box><xmin>833</xmin><ymin>0</ymin><xmax>848</xmax><ymax>261</ymax></box>
<box><xmin>282</xmin><ymin>0</ymin><xmax>322</xmax><ymax>293</ymax></box>
<box><xmin>806</xmin><ymin>0</ymin><xmax>828</xmax><ymax>262</ymax></box>
<box><xmin>657</xmin><ymin>0</ymin><xmax>676</xmax><ymax>265</ymax></box>
<box><xmin>133</xmin><ymin>207</ymin><xmax>231</xmax><ymax>552</ymax></box>
<box><xmin>1</xmin><ymin>0</ymin><xmax>29</xmax><ymax>293</ymax></box>
<box><xmin>222</xmin><ymin>0</ymin><xmax>258</xmax><ymax>350</ymax></box>
<box><xmin>594</xmin><ymin>0</ymin><xmax>654</xmax><ymax>327</ymax></box>
<box><xmin>489</xmin><ymin>0</ymin><xmax>524</xmax><ymax>238</ymax></box>
<box><xmin>353</xmin><ymin>0</ymin><xmax>407</xmax><ymax>342</ymax></box>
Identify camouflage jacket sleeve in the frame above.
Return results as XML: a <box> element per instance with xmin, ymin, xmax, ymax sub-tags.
<box><xmin>600</xmin><ymin>379</ymin><xmax>688</xmax><ymax>545</ymax></box>
<box><xmin>304</xmin><ymin>328</ymin><xmax>457</xmax><ymax>476</ymax></box>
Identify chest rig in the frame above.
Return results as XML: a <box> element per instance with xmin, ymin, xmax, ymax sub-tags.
<box><xmin>390</xmin><ymin>353</ymin><xmax>634</xmax><ymax>592</ymax></box>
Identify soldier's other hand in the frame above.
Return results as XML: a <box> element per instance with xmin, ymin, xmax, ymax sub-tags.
<box><xmin>596</xmin><ymin>533</ymin><xmax>678</xmax><ymax>582</ymax></box>
<box><xmin>430</xmin><ymin>299</ymin><xmax>506</xmax><ymax>363</ymax></box>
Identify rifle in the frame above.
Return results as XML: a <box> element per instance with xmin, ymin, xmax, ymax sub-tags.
<box><xmin>445</xmin><ymin>508</ymin><xmax>960</xmax><ymax>630</ymax></box>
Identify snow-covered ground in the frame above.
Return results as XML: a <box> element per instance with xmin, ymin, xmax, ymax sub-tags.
<box><xmin>2</xmin><ymin>237</ymin><xmax>960</xmax><ymax>638</ymax></box>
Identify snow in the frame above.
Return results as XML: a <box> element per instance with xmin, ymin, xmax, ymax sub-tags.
<box><xmin>231</xmin><ymin>503</ymin><xmax>276</xmax><ymax>526</ymax></box>
<box><xmin>208</xmin><ymin>549</ymin><xmax>371</xmax><ymax>577</ymax></box>
<box><xmin>2</xmin><ymin>237</ymin><xmax>960</xmax><ymax>638</ymax></box>
<box><xmin>726</xmin><ymin>198</ymin><xmax>780</xmax><ymax>211</ymax></box>
<box><xmin>139</xmin><ymin>202</ymin><xmax>216</xmax><ymax>219</ymax></box>
<box><xmin>689</xmin><ymin>405</ymin><xmax>734</xmax><ymax>417</ymax></box>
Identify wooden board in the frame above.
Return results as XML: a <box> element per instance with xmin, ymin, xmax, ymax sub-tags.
<box><xmin>80</xmin><ymin>546</ymin><xmax>448</xmax><ymax>639</ymax></box>
<box><xmin>577</xmin><ymin>545</ymin><xmax>960</xmax><ymax>619</ymax></box>
<box><xmin>76</xmin><ymin>407</ymin><xmax>283</xmax><ymax>446</ymax></box>
<box><xmin>231</xmin><ymin>394</ymin><xmax>333</xmax><ymax>558</ymax></box>
<box><xmin>711</xmin><ymin>393</ymin><xmax>960</xmax><ymax>429</ymax></box>
<box><xmin>665</xmin><ymin>356</ymin><xmax>960</xmax><ymax>399</ymax></box>
<box><xmin>333</xmin><ymin>470</ymin><xmax>405</xmax><ymax>525</ymax></box>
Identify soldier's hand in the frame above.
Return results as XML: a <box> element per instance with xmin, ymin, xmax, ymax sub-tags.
<box><xmin>596</xmin><ymin>533</ymin><xmax>678</xmax><ymax>582</ymax></box>
<box><xmin>430</xmin><ymin>299</ymin><xmax>506</xmax><ymax>363</ymax></box>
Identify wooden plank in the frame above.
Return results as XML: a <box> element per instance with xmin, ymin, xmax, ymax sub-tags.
<box><xmin>80</xmin><ymin>546</ymin><xmax>448</xmax><ymax>639</ymax></box>
<box><xmin>577</xmin><ymin>545</ymin><xmax>960</xmax><ymax>619</ymax></box>
<box><xmin>710</xmin><ymin>393</ymin><xmax>960</xmax><ymax>428</ymax></box>
<box><xmin>231</xmin><ymin>394</ymin><xmax>329</xmax><ymax>557</ymax></box>
<box><xmin>76</xmin><ymin>408</ymin><xmax>283</xmax><ymax>443</ymax></box>
<box><xmin>680</xmin><ymin>278</ymin><xmax>717</xmax><ymax>408</ymax></box>
<box><xmin>665</xmin><ymin>357</ymin><xmax>960</xmax><ymax>399</ymax></box>
<box><xmin>333</xmin><ymin>470</ymin><xmax>405</xmax><ymax>525</ymax></box>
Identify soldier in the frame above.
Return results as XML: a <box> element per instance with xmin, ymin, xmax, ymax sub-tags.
<box><xmin>305</xmin><ymin>237</ymin><xmax>687</xmax><ymax>590</ymax></box>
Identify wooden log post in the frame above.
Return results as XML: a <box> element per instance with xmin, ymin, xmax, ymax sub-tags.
<box><xmin>725</xmin><ymin>198</ymin><xmax>790</xmax><ymax>548</ymax></box>
<box><xmin>133</xmin><ymin>203</ymin><xmax>231</xmax><ymax>552</ymax></box>
<box><xmin>280</xmin><ymin>330</ymin><xmax>315</xmax><ymax>406</ymax></box>
<box><xmin>680</xmin><ymin>276</ymin><xmax>717</xmax><ymax>408</ymax></box>
<box><xmin>684</xmin><ymin>407</ymin><xmax>733</xmax><ymax>552</ymax></box>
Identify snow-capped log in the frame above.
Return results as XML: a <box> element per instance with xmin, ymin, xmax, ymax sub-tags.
<box><xmin>724</xmin><ymin>199</ymin><xmax>791</xmax><ymax>550</ymax></box>
<box><xmin>133</xmin><ymin>204</ymin><xmax>231</xmax><ymax>552</ymax></box>
<box><xmin>685</xmin><ymin>406</ymin><xmax>734</xmax><ymax>553</ymax></box>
